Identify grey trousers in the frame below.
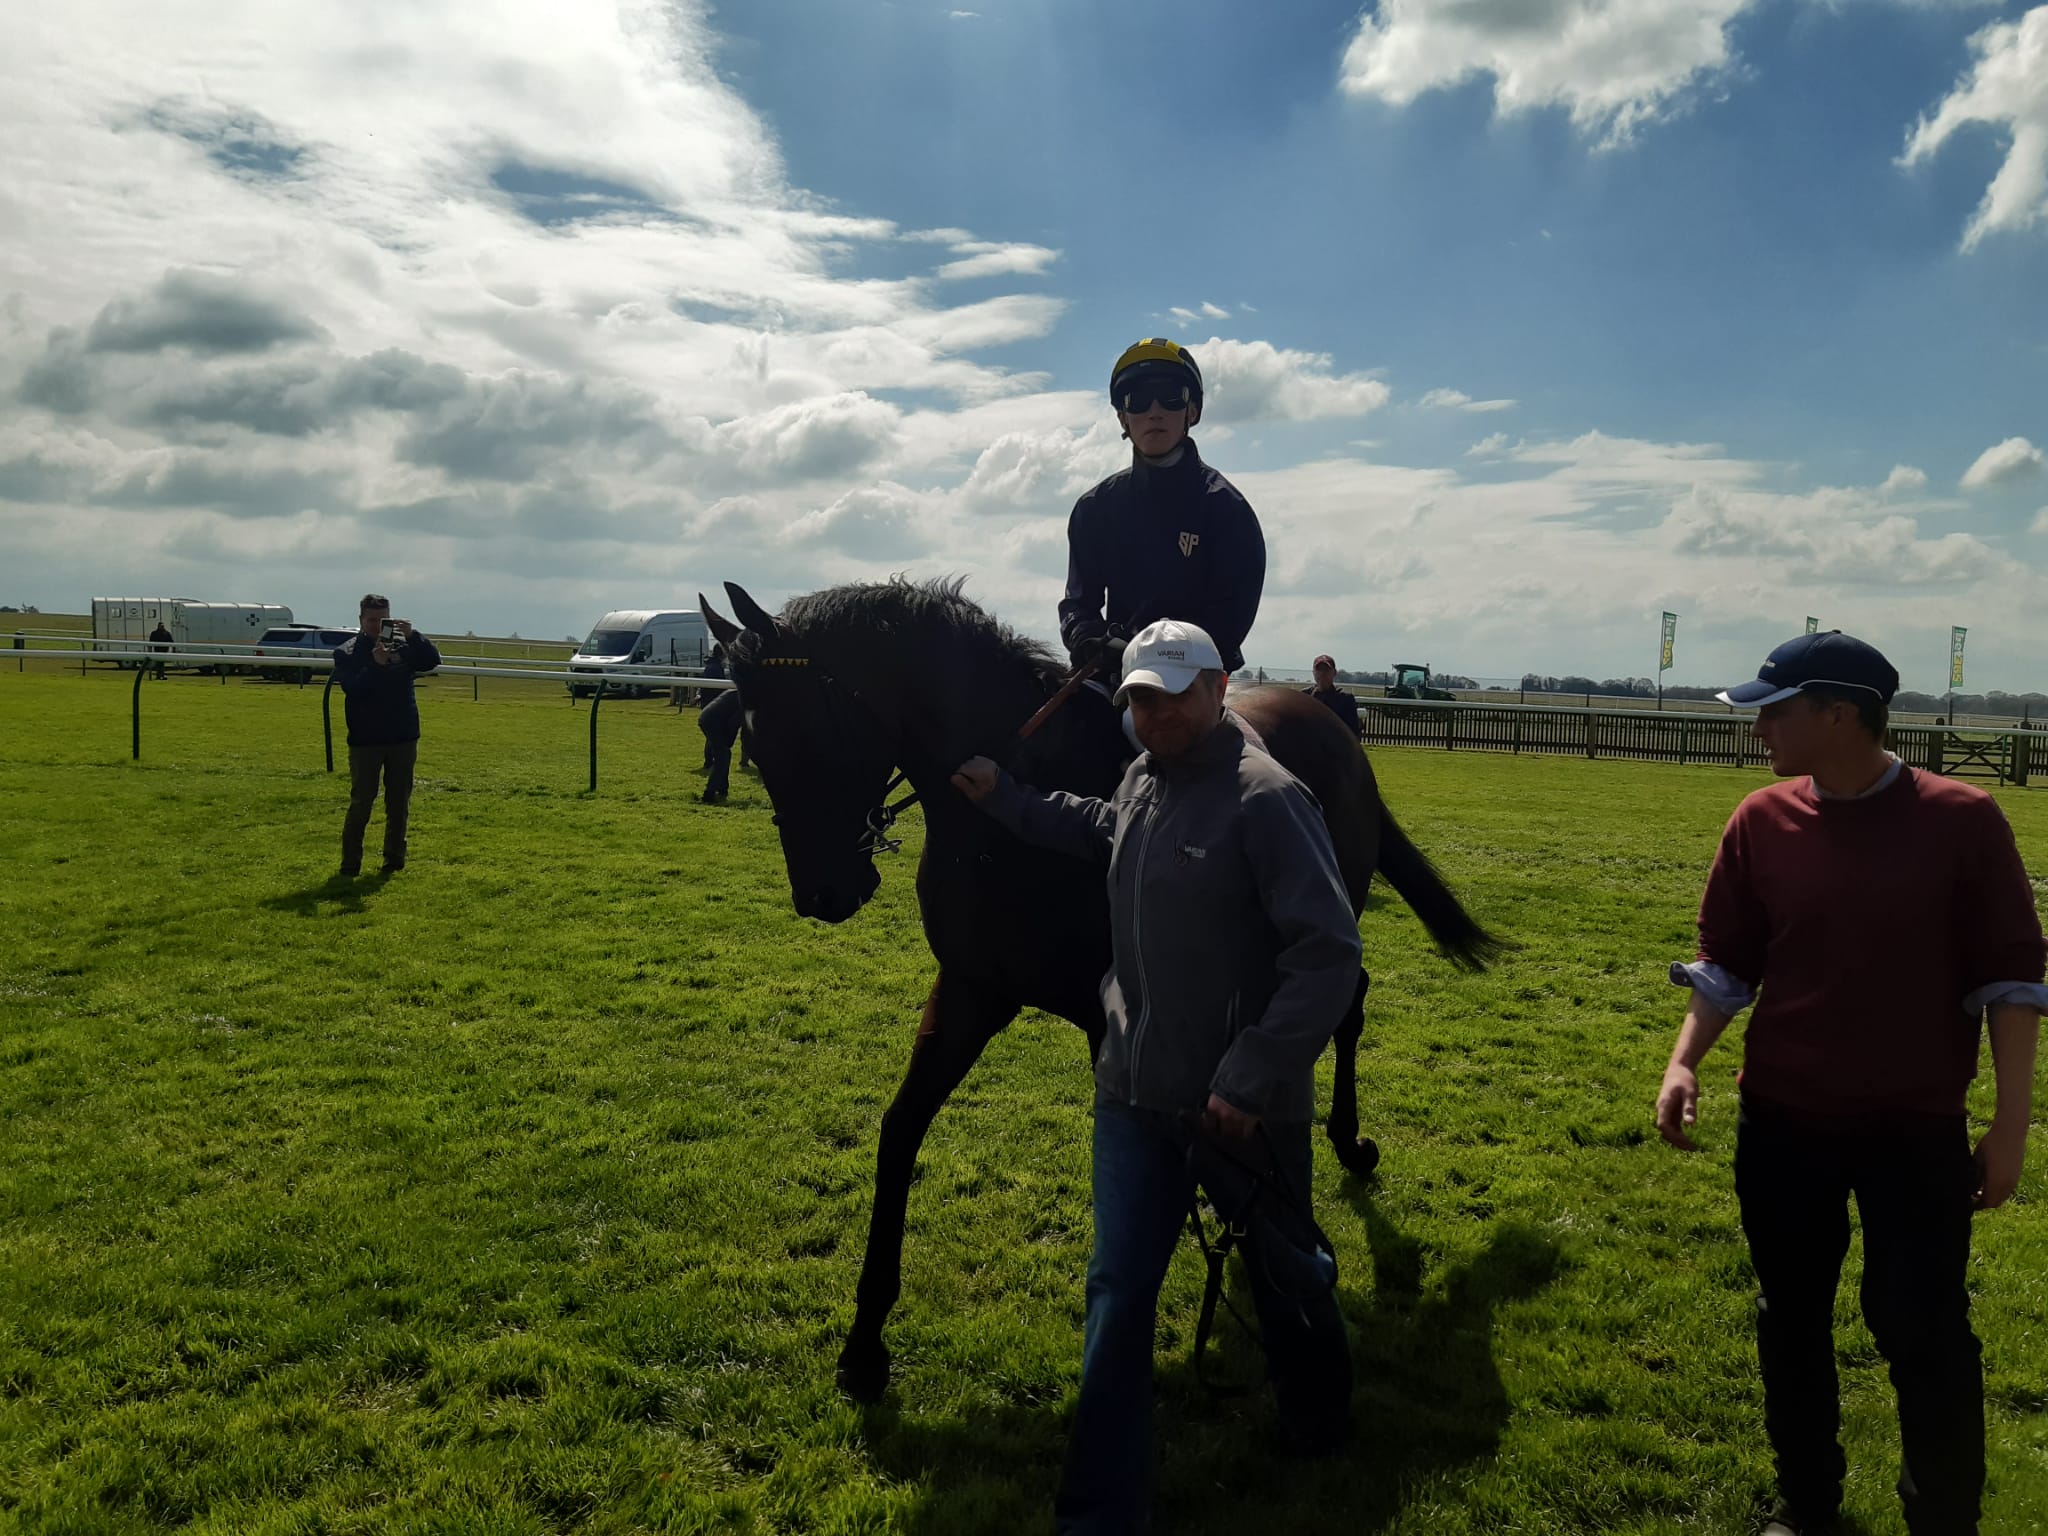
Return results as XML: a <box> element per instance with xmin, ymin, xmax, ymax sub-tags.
<box><xmin>342</xmin><ymin>740</ymin><xmax>418</xmax><ymax>871</ymax></box>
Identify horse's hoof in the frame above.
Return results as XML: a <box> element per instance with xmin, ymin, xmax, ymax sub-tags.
<box><xmin>1335</xmin><ymin>1136</ymin><xmax>1380</xmax><ymax>1179</ymax></box>
<box><xmin>836</xmin><ymin>1336</ymin><xmax>891</xmax><ymax>1404</ymax></box>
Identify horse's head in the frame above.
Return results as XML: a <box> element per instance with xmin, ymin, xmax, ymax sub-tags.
<box><xmin>703</xmin><ymin>582</ymin><xmax>897</xmax><ymax>924</ymax></box>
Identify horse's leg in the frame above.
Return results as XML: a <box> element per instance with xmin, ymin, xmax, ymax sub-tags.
<box><xmin>838</xmin><ymin>968</ymin><xmax>1016</xmax><ymax>1402</ymax></box>
<box><xmin>1326</xmin><ymin>967</ymin><xmax>1380</xmax><ymax>1178</ymax></box>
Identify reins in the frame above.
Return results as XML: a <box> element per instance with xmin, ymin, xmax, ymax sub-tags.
<box><xmin>824</xmin><ymin>659</ymin><xmax>1099</xmax><ymax>857</ymax></box>
<box><xmin>1181</xmin><ymin>1116</ymin><xmax>1342</xmax><ymax>1394</ymax></box>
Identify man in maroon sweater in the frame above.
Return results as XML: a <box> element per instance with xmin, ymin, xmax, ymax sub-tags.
<box><xmin>1655</xmin><ymin>631</ymin><xmax>2044</xmax><ymax>1536</ymax></box>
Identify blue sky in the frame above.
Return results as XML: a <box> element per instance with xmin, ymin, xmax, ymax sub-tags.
<box><xmin>2</xmin><ymin>0</ymin><xmax>2044</xmax><ymax>690</ymax></box>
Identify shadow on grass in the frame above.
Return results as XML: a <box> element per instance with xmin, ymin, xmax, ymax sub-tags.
<box><xmin>259</xmin><ymin>871</ymin><xmax>391</xmax><ymax>916</ymax></box>
<box><xmin>1316</xmin><ymin>1199</ymin><xmax>1565</xmax><ymax>1524</ymax></box>
<box><xmin>867</xmin><ymin>1208</ymin><xmax>1564</xmax><ymax>1535</ymax></box>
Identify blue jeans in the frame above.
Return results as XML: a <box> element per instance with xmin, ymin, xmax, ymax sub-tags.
<box><xmin>1055</xmin><ymin>1100</ymin><xmax>1352</xmax><ymax>1535</ymax></box>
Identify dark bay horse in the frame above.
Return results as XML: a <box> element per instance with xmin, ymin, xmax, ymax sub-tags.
<box><xmin>702</xmin><ymin>578</ymin><xmax>1499</xmax><ymax>1402</ymax></box>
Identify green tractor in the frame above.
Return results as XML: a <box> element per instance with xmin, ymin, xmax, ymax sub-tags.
<box><xmin>1386</xmin><ymin>662</ymin><xmax>1457</xmax><ymax>702</ymax></box>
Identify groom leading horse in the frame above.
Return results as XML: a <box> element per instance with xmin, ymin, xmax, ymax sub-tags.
<box><xmin>703</xmin><ymin>577</ymin><xmax>1498</xmax><ymax>1402</ymax></box>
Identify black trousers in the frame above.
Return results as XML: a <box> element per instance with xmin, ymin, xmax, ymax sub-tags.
<box><xmin>1734</xmin><ymin>1095</ymin><xmax>1983</xmax><ymax>1535</ymax></box>
<box><xmin>342</xmin><ymin>740</ymin><xmax>418</xmax><ymax>871</ymax></box>
<box><xmin>699</xmin><ymin>688</ymin><xmax>747</xmax><ymax>795</ymax></box>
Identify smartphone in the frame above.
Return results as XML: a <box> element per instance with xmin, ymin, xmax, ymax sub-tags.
<box><xmin>379</xmin><ymin>619</ymin><xmax>400</xmax><ymax>644</ymax></box>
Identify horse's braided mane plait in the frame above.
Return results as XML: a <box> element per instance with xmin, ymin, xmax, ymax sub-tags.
<box><xmin>738</xmin><ymin>577</ymin><xmax>1065</xmax><ymax>687</ymax></box>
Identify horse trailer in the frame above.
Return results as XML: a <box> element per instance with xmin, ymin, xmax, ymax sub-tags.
<box><xmin>91</xmin><ymin>597</ymin><xmax>295</xmax><ymax>671</ymax></box>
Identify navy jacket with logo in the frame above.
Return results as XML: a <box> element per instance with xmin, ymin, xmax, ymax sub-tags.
<box><xmin>1058</xmin><ymin>439</ymin><xmax>1265</xmax><ymax>672</ymax></box>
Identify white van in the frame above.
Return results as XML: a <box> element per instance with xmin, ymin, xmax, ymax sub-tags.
<box><xmin>567</xmin><ymin>610</ymin><xmax>709</xmax><ymax>698</ymax></box>
<box><xmin>91</xmin><ymin>597</ymin><xmax>295</xmax><ymax>671</ymax></box>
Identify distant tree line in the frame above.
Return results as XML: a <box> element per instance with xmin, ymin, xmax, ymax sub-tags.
<box><xmin>1519</xmin><ymin>675</ymin><xmax>1674</xmax><ymax>699</ymax></box>
<box><xmin>1330</xmin><ymin>668</ymin><xmax>1480</xmax><ymax>689</ymax></box>
<box><xmin>1890</xmin><ymin>690</ymin><xmax>2048</xmax><ymax>720</ymax></box>
<box><xmin>1513</xmin><ymin>674</ymin><xmax>2048</xmax><ymax>720</ymax></box>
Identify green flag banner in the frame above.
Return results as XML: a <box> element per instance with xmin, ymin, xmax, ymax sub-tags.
<box><xmin>1660</xmin><ymin>612</ymin><xmax>1677</xmax><ymax>673</ymax></box>
<box><xmin>1950</xmin><ymin>627</ymin><xmax>1966</xmax><ymax>690</ymax></box>
<box><xmin>1805</xmin><ymin>616</ymin><xmax>1818</xmax><ymax>635</ymax></box>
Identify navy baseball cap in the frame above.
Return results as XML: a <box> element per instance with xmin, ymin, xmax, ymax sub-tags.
<box><xmin>1718</xmin><ymin>631</ymin><xmax>1900</xmax><ymax>708</ymax></box>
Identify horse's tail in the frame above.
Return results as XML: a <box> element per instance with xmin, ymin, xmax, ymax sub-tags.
<box><xmin>1377</xmin><ymin>804</ymin><xmax>1505</xmax><ymax>971</ymax></box>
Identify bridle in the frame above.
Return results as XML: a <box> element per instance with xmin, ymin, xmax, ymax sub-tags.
<box><xmin>751</xmin><ymin>651</ymin><xmax>1098</xmax><ymax>857</ymax></box>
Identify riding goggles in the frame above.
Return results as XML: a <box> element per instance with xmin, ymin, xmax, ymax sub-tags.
<box><xmin>1115</xmin><ymin>375</ymin><xmax>1192</xmax><ymax>415</ymax></box>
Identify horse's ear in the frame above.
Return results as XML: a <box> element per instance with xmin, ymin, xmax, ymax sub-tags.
<box><xmin>699</xmin><ymin>593</ymin><xmax>741</xmax><ymax>649</ymax></box>
<box><xmin>725</xmin><ymin>581</ymin><xmax>779</xmax><ymax>637</ymax></box>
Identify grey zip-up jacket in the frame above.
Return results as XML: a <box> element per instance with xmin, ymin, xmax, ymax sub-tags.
<box><xmin>982</xmin><ymin>713</ymin><xmax>1360</xmax><ymax>1123</ymax></box>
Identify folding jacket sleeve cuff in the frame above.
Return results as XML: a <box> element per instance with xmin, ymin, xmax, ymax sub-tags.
<box><xmin>1962</xmin><ymin>981</ymin><xmax>2048</xmax><ymax>1017</ymax></box>
<box><xmin>1668</xmin><ymin>960</ymin><xmax>1756</xmax><ymax>1016</ymax></box>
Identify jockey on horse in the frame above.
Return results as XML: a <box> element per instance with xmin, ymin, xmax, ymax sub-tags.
<box><xmin>1059</xmin><ymin>338</ymin><xmax>1267</xmax><ymax>744</ymax></box>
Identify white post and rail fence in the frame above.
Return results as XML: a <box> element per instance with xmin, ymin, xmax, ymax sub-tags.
<box><xmin>6</xmin><ymin>644</ymin><xmax>732</xmax><ymax>793</ymax></box>
<box><xmin>9</xmin><ymin>632</ymin><xmax>2043</xmax><ymax>790</ymax></box>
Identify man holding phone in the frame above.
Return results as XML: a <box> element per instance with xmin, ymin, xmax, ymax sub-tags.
<box><xmin>333</xmin><ymin>593</ymin><xmax>442</xmax><ymax>877</ymax></box>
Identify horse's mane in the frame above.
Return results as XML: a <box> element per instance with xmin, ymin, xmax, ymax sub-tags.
<box><xmin>747</xmin><ymin>577</ymin><xmax>1066</xmax><ymax>690</ymax></box>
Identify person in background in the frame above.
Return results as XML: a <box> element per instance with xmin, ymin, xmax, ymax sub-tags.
<box><xmin>1303</xmin><ymin>654</ymin><xmax>1361</xmax><ymax>738</ymax></box>
<box><xmin>699</xmin><ymin>643</ymin><xmax>727</xmax><ymax>709</ymax></box>
<box><xmin>332</xmin><ymin>594</ymin><xmax>441</xmax><ymax>878</ymax></box>
<box><xmin>1656</xmin><ymin>630</ymin><xmax>2045</xmax><ymax>1536</ymax></box>
<box><xmin>698</xmin><ymin>678</ymin><xmax>746</xmax><ymax>804</ymax></box>
<box><xmin>148</xmin><ymin>620</ymin><xmax>173</xmax><ymax>680</ymax></box>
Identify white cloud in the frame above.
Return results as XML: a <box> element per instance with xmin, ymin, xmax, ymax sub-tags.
<box><xmin>1467</xmin><ymin>432</ymin><xmax>1511</xmax><ymax>457</ymax></box>
<box><xmin>1881</xmin><ymin>463</ymin><xmax>1929</xmax><ymax>495</ymax></box>
<box><xmin>1960</xmin><ymin>435</ymin><xmax>2044</xmax><ymax>488</ymax></box>
<box><xmin>1196</xmin><ymin>338</ymin><xmax>1390</xmax><ymax>423</ymax></box>
<box><xmin>1339</xmin><ymin>0</ymin><xmax>1754</xmax><ymax>145</ymax></box>
<box><xmin>708</xmin><ymin>392</ymin><xmax>903</xmax><ymax>484</ymax></box>
<box><xmin>1506</xmin><ymin>430</ymin><xmax>1762</xmax><ymax>490</ymax></box>
<box><xmin>1169</xmin><ymin>307</ymin><xmax>1199</xmax><ymax>325</ymax></box>
<box><xmin>2032</xmin><ymin>506</ymin><xmax>2048</xmax><ymax>533</ymax></box>
<box><xmin>1900</xmin><ymin>8</ymin><xmax>2048</xmax><ymax>249</ymax></box>
<box><xmin>0</xmin><ymin>0</ymin><xmax>1095</xmax><ymax>640</ymax></box>
<box><xmin>1420</xmin><ymin>386</ymin><xmax>1517</xmax><ymax>413</ymax></box>
<box><xmin>0</xmin><ymin>1</ymin><xmax>1065</xmax><ymax>414</ymax></box>
<box><xmin>781</xmin><ymin>482</ymin><xmax>927</xmax><ymax>560</ymax></box>
<box><xmin>1199</xmin><ymin>301</ymin><xmax>1229</xmax><ymax>319</ymax></box>
<box><xmin>1219</xmin><ymin>432</ymin><xmax>2034</xmax><ymax>687</ymax></box>
<box><xmin>934</xmin><ymin>241</ymin><xmax>1061</xmax><ymax>281</ymax></box>
<box><xmin>955</xmin><ymin>420</ymin><xmax>1125</xmax><ymax>515</ymax></box>
<box><xmin>1664</xmin><ymin>482</ymin><xmax>2004</xmax><ymax>585</ymax></box>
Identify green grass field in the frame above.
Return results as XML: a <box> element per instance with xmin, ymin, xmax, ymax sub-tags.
<box><xmin>3</xmin><ymin>668</ymin><xmax>2045</xmax><ymax>1534</ymax></box>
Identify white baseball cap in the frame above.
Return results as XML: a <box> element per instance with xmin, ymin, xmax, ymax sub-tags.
<box><xmin>1113</xmin><ymin>619</ymin><xmax>1224</xmax><ymax>706</ymax></box>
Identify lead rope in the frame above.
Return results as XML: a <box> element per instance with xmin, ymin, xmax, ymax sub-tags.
<box><xmin>1187</xmin><ymin>1196</ymin><xmax>1261</xmax><ymax>1395</ymax></box>
<box><xmin>856</xmin><ymin>662</ymin><xmax>1099</xmax><ymax>855</ymax></box>
<box><xmin>1186</xmin><ymin>1123</ymin><xmax>1340</xmax><ymax>1395</ymax></box>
